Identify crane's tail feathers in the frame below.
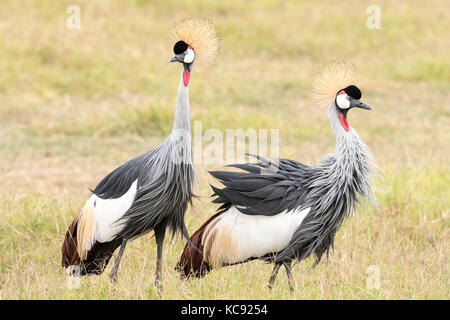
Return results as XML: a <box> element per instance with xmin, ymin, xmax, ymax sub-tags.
<box><xmin>61</xmin><ymin>217</ymin><xmax>122</xmax><ymax>275</ymax></box>
<box><xmin>175</xmin><ymin>213</ymin><xmax>223</xmax><ymax>279</ymax></box>
<box><xmin>62</xmin><ymin>217</ymin><xmax>81</xmax><ymax>269</ymax></box>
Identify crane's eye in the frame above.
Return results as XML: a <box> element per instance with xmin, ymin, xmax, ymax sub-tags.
<box><xmin>346</xmin><ymin>95</ymin><xmax>350</xmax><ymax>100</ymax></box>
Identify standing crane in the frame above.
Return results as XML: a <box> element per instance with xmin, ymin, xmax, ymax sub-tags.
<box><xmin>176</xmin><ymin>62</ymin><xmax>376</xmax><ymax>292</ymax></box>
<box><xmin>62</xmin><ymin>18</ymin><xmax>219</xmax><ymax>295</ymax></box>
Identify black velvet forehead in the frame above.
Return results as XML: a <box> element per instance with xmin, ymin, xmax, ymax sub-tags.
<box><xmin>343</xmin><ymin>85</ymin><xmax>362</xmax><ymax>100</ymax></box>
<box><xmin>173</xmin><ymin>41</ymin><xmax>188</xmax><ymax>54</ymax></box>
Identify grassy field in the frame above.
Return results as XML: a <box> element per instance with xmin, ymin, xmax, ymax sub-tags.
<box><xmin>0</xmin><ymin>0</ymin><xmax>449</xmax><ymax>299</ymax></box>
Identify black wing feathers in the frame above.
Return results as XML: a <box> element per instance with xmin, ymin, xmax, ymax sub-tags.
<box><xmin>210</xmin><ymin>156</ymin><xmax>312</xmax><ymax>216</ymax></box>
<box><xmin>92</xmin><ymin>154</ymin><xmax>146</xmax><ymax>200</ymax></box>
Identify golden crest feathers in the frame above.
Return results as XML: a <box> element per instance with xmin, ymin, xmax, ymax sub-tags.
<box><xmin>171</xmin><ymin>18</ymin><xmax>220</xmax><ymax>66</ymax></box>
<box><xmin>312</xmin><ymin>61</ymin><xmax>356</xmax><ymax>106</ymax></box>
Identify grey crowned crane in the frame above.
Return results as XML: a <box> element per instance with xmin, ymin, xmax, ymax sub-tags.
<box><xmin>61</xmin><ymin>18</ymin><xmax>219</xmax><ymax>294</ymax></box>
<box><xmin>176</xmin><ymin>62</ymin><xmax>377</xmax><ymax>292</ymax></box>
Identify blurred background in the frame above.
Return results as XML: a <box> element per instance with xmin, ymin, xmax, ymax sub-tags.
<box><xmin>0</xmin><ymin>0</ymin><xmax>448</xmax><ymax>299</ymax></box>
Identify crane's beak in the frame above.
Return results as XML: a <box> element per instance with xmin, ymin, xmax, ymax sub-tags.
<box><xmin>169</xmin><ymin>53</ymin><xmax>185</xmax><ymax>63</ymax></box>
<box><xmin>350</xmin><ymin>98</ymin><xmax>372</xmax><ymax>110</ymax></box>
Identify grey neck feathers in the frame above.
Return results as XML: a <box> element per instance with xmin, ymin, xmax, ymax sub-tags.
<box><xmin>165</xmin><ymin>69</ymin><xmax>194</xmax><ymax>167</ymax></box>
<box><xmin>172</xmin><ymin>70</ymin><xmax>191</xmax><ymax>132</ymax></box>
<box><xmin>254</xmin><ymin>104</ymin><xmax>377</xmax><ymax>265</ymax></box>
<box><xmin>326</xmin><ymin>104</ymin><xmax>375</xmax><ymax>207</ymax></box>
<box><xmin>280</xmin><ymin>104</ymin><xmax>376</xmax><ymax>264</ymax></box>
<box><xmin>116</xmin><ymin>68</ymin><xmax>196</xmax><ymax>240</ymax></box>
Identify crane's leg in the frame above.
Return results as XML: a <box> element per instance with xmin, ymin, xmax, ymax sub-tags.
<box><xmin>109</xmin><ymin>238</ymin><xmax>128</xmax><ymax>283</ymax></box>
<box><xmin>283</xmin><ymin>261</ymin><xmax>295</xmax><ymax>294</ymax></box>
<box><xmin>154</xmin><ymin>225</ymin><xmax>166</xmax><ymax>297</ymax></box>
<box><xmin>268</xmin><ymin>263</ymin><xmax>282</xmax><ymax>290</ymax></box>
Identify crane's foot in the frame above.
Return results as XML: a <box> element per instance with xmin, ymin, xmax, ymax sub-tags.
<box><xmin>283</xmin><ymin>261</ymin><xmax>295</xmax><ymax>294</ymax></box>
<box><xmin>109</xmin><ymin>271</ymin><xmax>118</xmax><ymax>283</ymax></box>
<box><xmin>154</xmin><ymin>225</ymin><xmax>166</xmax><ymax>298</ymax></box>
<box><xmin>109</xmin><ymin>239</ymin><xmax>127</xmax><ymax>284</ymax></box>
<box><xmin>288</xmin><ymin>284</ymin><xmax>294</xmax><ymax>294</ymax></box>
<box><xmin>155</xmin><ymin>279</ymin><xmax>164</xmax><ymax>298</ymax></box>
<box><xmin>268</xmin><ymin>263</ymin><xmax>281</xmax><ymax>291</ymax></box>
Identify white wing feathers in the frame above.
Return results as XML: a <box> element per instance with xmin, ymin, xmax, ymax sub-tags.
<box><xmin>76</xmin><ymin>180</ymin><xmax>138</xmax><ymax>259</ymax></box>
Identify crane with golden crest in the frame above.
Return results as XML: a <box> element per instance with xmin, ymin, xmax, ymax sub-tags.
<box><xmin>61</xmin><ymin>18</ymin><xmax>219</xmax><ymax>296</ymax></box>
<box><xmin>177</xmin><ymin>62</ymin><xmax>377</xmax><ymax>293</ymax></box>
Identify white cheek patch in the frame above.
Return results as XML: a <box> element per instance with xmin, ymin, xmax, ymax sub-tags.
<box><xmin>184</xmin><ymin>48</ymin><xmax>195</xmax><ymax>63</ymax></box>
<box><xmin>336</xmin><ymin>93</ymin><xmax>350</xmax><ymax>109</ymax></box>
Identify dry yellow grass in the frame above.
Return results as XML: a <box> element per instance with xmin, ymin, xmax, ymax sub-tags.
<box><xmin>0</xmin><ymin>0</ymin><xmax>449</xmax><ymax>299</ymax></box>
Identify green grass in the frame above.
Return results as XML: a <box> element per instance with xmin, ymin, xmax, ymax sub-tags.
<box><xmin>0</xmin><ymin>0</ymin><xmax>449</xmax><ymax>299</ymax></box>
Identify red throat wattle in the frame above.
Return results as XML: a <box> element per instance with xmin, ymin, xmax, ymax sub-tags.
<box><xmin>183</xmin><ymin>69</ymin><xmax>191</xmax><ymax>87</ymax></box>
<box><xmin>339</xmin><ymin>112</ymin><xmax>349</xmax><ymax>131</ymax></box>
<box><xmin>183</xmin><ymin>45</ymin><xmax>193</xmax><ymax>86</ymax></box>
<box><xmin>183</xmin><ymin>69</ymin><xmax>190</xmax><ymax>86</ymax></box>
